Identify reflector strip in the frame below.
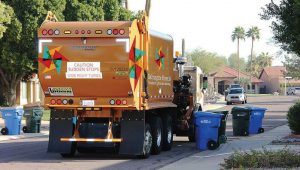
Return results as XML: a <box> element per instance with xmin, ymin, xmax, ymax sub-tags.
<box><xmin>64</xmin><ymin>30</ymin><xmax>71</xmax><ymax>34</ymax></box>
<box><xmin>38</xmin><ymin>39</ymin><xmax>52</xmax><ymax>53</ymax></box>
<box><xmin>85</xmin><ymin>108</ymin><xmax>92</xmax><ymax>111</ymax></box>
<box><xmin>60</xmin><ymin>138</ymin><xmax>122</xmax><ymax>142</ymax></box>
<box><xmin>116</xmin><ymin>38</ymin><xmax>130</xmax><ymax>52</ymax></box>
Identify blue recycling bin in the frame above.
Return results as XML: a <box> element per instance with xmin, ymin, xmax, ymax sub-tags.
<box><xmin>0</xmin><ymin>107</ymin><xmax>24</xmax><ymax>135</ymax></box>
<box><xmin>248</xmin><ymin>107</ymin><xmax>266</xmax><ymax>134</ymax></box>
<box><xmin>195</xmin><ymin>111</ymin><xmax>223</xmax><ymax>151</ymax></box>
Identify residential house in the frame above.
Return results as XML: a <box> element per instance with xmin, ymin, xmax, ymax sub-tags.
<box><xmin>209</xmin><ymin>66</ymin><xmax>263</xmax><ymax>94</ymax></box>
<box><xmin>259</xmin><ymin>66</ymin><xmax>300</xmax><ymax>94</ymax></box>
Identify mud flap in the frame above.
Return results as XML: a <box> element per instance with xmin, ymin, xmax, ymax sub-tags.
<box><xmin>48</xmin><ymin>109</ymin><xmax>75</xmax><ymax>153</ymax></box>
<box><xmin>119</xmin><ymin>110</ymin><xmax>145</xmax><ymax>155</ymax></box>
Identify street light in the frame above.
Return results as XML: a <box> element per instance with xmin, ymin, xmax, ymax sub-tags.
<box><xmin>285</xmin><ymin>76</ymin><xmax>292</xmax><ymax>95</ymax></box>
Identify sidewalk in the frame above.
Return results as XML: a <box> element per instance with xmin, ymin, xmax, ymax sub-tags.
<box><xmin>161</xmin><ymin>124</ymin><xmax>295</xmax><ymax>170</ymax></box>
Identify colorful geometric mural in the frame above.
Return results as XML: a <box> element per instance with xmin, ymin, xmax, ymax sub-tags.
<box><xmin>38</xmin><ymin>46</ymin><xmax>69</xmax><ymax>74</ymax></box>
<box><xmin>129</xmin><ymin>37</ymin><xmax>145</xmax><ymax>90</ymax></box>
<box><xmin>155</xmin><ymin>47</ymin><xmax>165</xmax><ymax>70</ymax></box>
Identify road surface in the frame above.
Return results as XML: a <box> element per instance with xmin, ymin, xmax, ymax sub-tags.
<box><xmin>0</xmin><ymin>95</ymin><xmax>298</xmax><ymax>170</ymax></box>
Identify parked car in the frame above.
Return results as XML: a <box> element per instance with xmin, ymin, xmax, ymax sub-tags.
<box><xmin>287</xmin><ymin>87</ymin><xmax>300</xmax><ymax>95</ymax></box>
<box><xmin>226</xmin><ymin>88</ymin><xmax>247</xmax><ymax>105</ymax></box>
<box><xmin>229</xmin><ymin>84</ymin><xmax>241</xmax><ymax>89</ymax></box>
<box><xmin>225</xmin><ymin>84</ymin><xmax>242</xmax><ymax>101</ymax></box>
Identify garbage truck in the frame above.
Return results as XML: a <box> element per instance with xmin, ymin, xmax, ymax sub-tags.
<box><xmin>38</xmin><ymin>1</ymin><xmax>206</xmax><ymax>158</ymax></box>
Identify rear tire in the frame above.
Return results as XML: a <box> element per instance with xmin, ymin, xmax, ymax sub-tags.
<box><xmin>139</xmin><ymin>123</ymin><xmax>152</xmax><ymax>159</ymax></box>
<box><xmin>60</xmin><ymin>142</ymin><xmax>77</xmax><ymax>158</ymax></box>
<box><xmin>150</xmin><ymin>116</ymin><xmax>163</xmax><ymax>155</ymax></box>
<box><xmin>162</xmin><ymin>115</ymin><xmax>173</xmax><ymax>151</ymax></box>
<box><xmin>1</xmin><ymin>127</ymin><xmax>8</xmax><ymax>135</ymax></box>
<box><xmin>226</xmin><ymin>102</ymin><xmax>231</xmax><ymax>105</ymax></box>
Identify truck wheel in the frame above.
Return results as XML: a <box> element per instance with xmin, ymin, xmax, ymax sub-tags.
<box><xmin>60</xmin><ymin>142</ymin><xmax>77</xmax><ymax>158</ymax></box>
<box><xmin>226</xmin><ymin>102</ymin><xmax>231</xmax><ymax>105</ymax></box>
<box><xmin>150</xmin><ymin>116</ymin><xmax>163</xmax><ymax>155</ymax></box>
<box><xmin>22</xmin><ymin>126</ymin><xmax>28</xmax><ymax>133</ymax></box>
<box><xmin>162</xmin><ymin>115</ymin><xmax>173</xmax><ymax>151</ymax></box>
<box><xmin>1</xmin><ymin>127</ymin><xmax>8</xmax><ymax>135</ymax></box>
<box><xmin>139</xmin><ymin>123</ymin><xmax>152</xmax><ymax>158</ymax></box>
<box><xmin>188</xmin><ymin>126</ymin><xmax>195</xmax><ymax>142</ymax></box>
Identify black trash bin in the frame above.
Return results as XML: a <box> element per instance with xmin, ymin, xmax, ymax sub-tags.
<box><xmin>231</xmin><ymin>107</ymin><xmax>251</xmax><ymax>136</ymax></box>
<box><xmin>207</xmin><ymin>110</ymin><xmax>229</xmax><ymax>143</ymax></box>
<box><xmin>22</xmin><ymin>104</ymin><xmax>44</xmax><ymax>133</ymax></box>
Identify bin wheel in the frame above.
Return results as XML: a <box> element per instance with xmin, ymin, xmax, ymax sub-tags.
<box><xmin>258</xmin><ymin>128</ymin><xmax>264</xmax><ymax>133</ymax></box>
<box><xmin>1</xmin><ymin>127</ymin><xmax>9</xmax><ymax>135</ymax></box>
<box><xmin>243</xmin><ymin>131</ymin><xmax>249</xmax><ymax>136</ymax></box>
<box><xmin>207</xmin><ymin>140</ymin><xmax>218</xmax><ymax>150</ymax></box>
<box><xmin>22</xmin><ymin>126</ymin><xmax>28</xmax><ymax>133</ymax></box>
<box><xmin>219</xmin><ymin>135</ymin><xmax>227</xmax><ymax>144</ymax></box>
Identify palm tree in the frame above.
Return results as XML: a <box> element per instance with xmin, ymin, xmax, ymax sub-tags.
<box><xmin>232</xmin><ymin>26</ymin><xmax>245</xmax><ymax>81</ymax></box>
<box><xmin>246</xmin><ymin>26</ymin><xmax>260</xmax><ymax>91</ymax></box>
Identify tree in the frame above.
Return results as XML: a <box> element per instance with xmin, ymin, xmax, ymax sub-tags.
<box><xmin>64</xmin><ymin>0</ymin><xmax>104</xmax><ymax>21</ymax></box>
<box><xmin>246</xmin><ymin>52</ymin><xmax>273</xmax><ymax>78</ymax></box>
<box><xmin>232</xmin><ymin>26</ymin><xmax>245</xmax><ymax>80</ymax></box>
<box><xmin>0</xmin><ymin>2</ymin><xmax>14</xmax><ymax>39</ymax></box>
<box><xmin>64</xmin><ymin>0</ymin><xmax>133</xmax><ymax>21</ymax></box>
<box><xmin>246</xmin><ymin>26</ymin><xmax>260</xmax><ymax>84</ymax></box>
<box><xmin>188</xmin><ymin>48</ymin><xmax>228</xmax><ymax>74</ymax></box>
<box><xmin>228</xmin><ymin>53</ymin><xmax>246</xmax><ymax>72</ymax></box>
<box><xmin>283</xmin><ymin>54</ymin><xmax>300</xmax><ymax>78</ymax></box>
<box><xmin>261</xmin><ymin>0</ymin><xmax>300</xmax><ymax>56</ymax></box>
<box><xmin>0</xmin><ymin>0</ymin><xmax>66</xmax><ymax>106</ymax></box>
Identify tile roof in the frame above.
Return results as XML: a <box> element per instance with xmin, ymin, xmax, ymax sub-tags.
<box><xmin>259</xmin><ymin>66</ymin><xmax>287</xmax><ymax>78</ymax></box>
<box><xmin>211</xmin><ymin>66</ymin><xmax>263</xmax><ymax>83</ymax></box>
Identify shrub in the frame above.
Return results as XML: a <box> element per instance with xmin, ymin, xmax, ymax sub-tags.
<box><xmin>220</xmin><ymin>147</ymin><xmax>300</xmax><ymax>169</ymax></box>
<box><xmin>287</xmin><ymin>101</ymin><xmax>300</xmax><ymax>134</ymax></box>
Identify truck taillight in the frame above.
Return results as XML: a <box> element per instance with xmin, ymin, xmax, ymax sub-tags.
<box><xmin>116</xmin><ymin>99</ymin><xmax>122</xmax><ymax>105</ymax></box>
<box><xmin>56</xmin><ymin>99</ymin><xmax>62</xmax><ymax>105</ymax></box>
<box><xmin>75</xmin><ymin>30</ymin><xmax>79</xmax><ymax>34</ymax></box>
<box><xmin>109</xmin><ymin>99</ymin><xmax>115</xmax><ymax>105</ymax></box>
<box><xmin>54</xmin><ymin>29</ymin><xmax>60</xmax><ymax>35</ymax></box>
<box><xmin>119</xmin><ymin>29</ymin><xmax>125</xmax><ymax>35</ymax></box>
<box><xmin>62</xmin><ymin>99</ymin><xmax>68</xmax><ymax>105</ymax></box>
<box><xmin>50</xmin><ymin>99</ymin><xmax>56</xmax><ymax>105</ymax></box>
<box><xmin>122</xmin><ymin>100</ymin><xmax>127</xmax><ymax>105</ymax></box>
<box><xmin>69</xmin><ymin>99</ymin><xmax>74</xmax><ymax>105</ymax></box>
<box><xmin>113</xmin><ymin>29</ymin><xmax>118</xmax><ymax>35</ymax></box>
<box><xmin>87</xmin><ymin>30</ymin><xmax>91</xmax><ymax>34</ymax></box>
<box><xmin>81</xmin><ymin>30</ymin><xmax>85</xmax><ymax>34</ymax></box>
<box><xmin>107</xmin><ymin>29</ymin><xmax>112</xmax><ymax>35</ymax></box>
<box><xmin>48</xmin><ymin>29</ymin><xmax>54</xmax><ymax>35</ymax></box>
<box><xmin>42</xmin><ymin>29</ymin><xmax>48</xmax><ymax>35</ymax></box>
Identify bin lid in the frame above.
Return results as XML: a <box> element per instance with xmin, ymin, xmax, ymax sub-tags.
<box><xmin>194</xmin><ymin>111</ymin><xmax>224</xmax><ymax>118</ymax></box>
<box><xmin>23</xmin><ymin>102</ymin><xmax>43</xmax><ymax>108</ymax></box>
<box><xmin>206</xmin><ymin>110</ymin><xmax>229</xmax><ymax>115</ymax></box>
<box><xmin>247</xmin><ymin>106</ymin><xmax>267</xmax><ymax>111</ymax></box>
<box><xmin>0</xmin><ymin>106</ymin><xmax>23</xmax><ymax>111</ymax></box>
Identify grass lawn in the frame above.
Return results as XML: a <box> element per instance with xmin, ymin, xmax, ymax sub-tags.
<box><xmin>42</xmin><ymin>109</ymin><xmax>50</xmax><ymax>121</ymax></box>
<box><xmin>247</xmin><ymin>94</ymin><xmax>273</xmax><ymax>97</ymax></box>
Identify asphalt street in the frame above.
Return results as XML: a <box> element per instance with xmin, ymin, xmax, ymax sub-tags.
<box><xmin>0</xmin><ymin>95</ymin><xmax>298</xmax><ymax>170</ymax></box>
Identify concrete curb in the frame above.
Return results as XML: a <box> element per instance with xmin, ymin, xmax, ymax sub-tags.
<box><xmin>0</xmin><ymin>131</ymin><xmax>49</xmax><ymax>142</ymax></box>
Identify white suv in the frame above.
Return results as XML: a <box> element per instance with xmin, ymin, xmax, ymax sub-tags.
<box><xmin>287</xmin><ymin>87</ymin><xmax>300</xmax><ymax>95</ymax></box>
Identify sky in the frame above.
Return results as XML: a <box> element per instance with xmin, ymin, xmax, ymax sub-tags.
<box><xmin>128</xmin><ymin>0</ymin><xmax>283</xmax><ymax>66</ymax></box>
